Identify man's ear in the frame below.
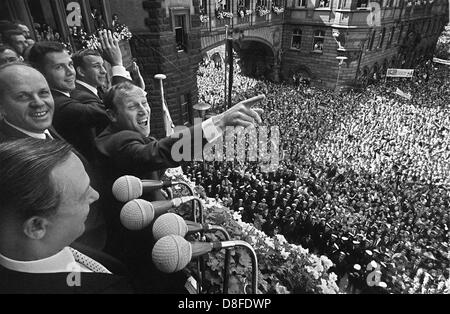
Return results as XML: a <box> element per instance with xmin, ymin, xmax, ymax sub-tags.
<box><xmin>106</xmin><ymin>109</ymin><xmax>117</xmax><ymax>123</ymax></box>
<box><xmin>23</xmin><ymin>216</ymin><xmax>49</xmax><ymax>240</ymax></box>
<box><xmin>76</xmin><ymin>66</ymin><xmax>85</xmax><ymax>79</ymax></box>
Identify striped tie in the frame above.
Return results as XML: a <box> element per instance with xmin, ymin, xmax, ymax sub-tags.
<box><xmin>68</xmin><ymin>247</ymin><xmax>111</xmax><ymax>274</ymax></box>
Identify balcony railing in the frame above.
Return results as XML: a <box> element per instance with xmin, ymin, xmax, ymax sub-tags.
<box><xmin>237</xmin><ymin>14</ymin><xmax>251</xmax><ymax>25</ymax></box>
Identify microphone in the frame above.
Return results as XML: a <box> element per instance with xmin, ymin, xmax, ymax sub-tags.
<box><xmin>120</xmin><ymin>196</ymin><xmax>196</xmax><ymax>230</ymax></box>
<box><xmin>151</xmin><ymin>235</ymin><xmax>250</xmax><ymax>273</ymax></box>
<box><xmin>152</xmin><ymin>212</ymin><xmax>223</xmax><ymax>240</ymax></box>
<box><xmin>112</xmin><ymin>175</ymin><xmax>176</xmax><ymax>202</ymax></box>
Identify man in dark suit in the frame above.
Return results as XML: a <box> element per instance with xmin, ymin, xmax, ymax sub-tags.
<box><xmin>95</xmin><ymin>81</ymin><xmax>265</xmax><ymax>285</ymax></box>
<box><xmin>0</xmin><ymin>62</ymin><xmax>57</xmax><ymax>141</ymax></box>
<box><xmin>0</xmin><ymin>138</ymin><xmax>134</xmax><ymax>294</ymax></box>
<box><xmin>28</xmin><ymin>30</ymin><xmax>130</xmax><ymax>163</ymax></box>
<box><xmin>0</xmin><ymin>62</ymin><xmax>105</xmax><ymax>251</ymax></box>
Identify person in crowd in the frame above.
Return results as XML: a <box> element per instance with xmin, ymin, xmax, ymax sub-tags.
<box><xmin>189</xmin><ymin>57</ymin><xmax>450</xmax><ymax>293</ymax></box>
<box><xmin>95</xmin><ymin>80</ymin><xmax>265</xmax><ymax>285</ymax></box>
<box><xmin>0</xmin><ymin>138</ymin><xmax>192</xmax><ymax>293</ymax></box>
<box><xmin>28</xmin><ymin>29</ymin><xmax>130</xmax><ymax>163</ymax></box>
<box><xmin>12</xmin><ymin>20</ymin><xmax>35</xmax><ymax>46</ymax></box>
<box><xmin>2</xmin><ymin>29</ymin><xmax>28</xmax><ymax>57</ymax></box>
<box><xmin>0</xmin><ymin>62</ymin><xmax>57</xmax><ymax>141</ymax></box>
<box><xmin>0</xmin><ymin>44</ymin><xmax>22</xmax><ymax>65</ymax></box>
<box><xmin>0</xmin><ymin>138</ymin><xmax>133</xmax><ymax>293</ymax></box>
<box><xmin>0</xmin><ymin>62</ymin><xmax>107</xmax><ymax>251</ymax></box>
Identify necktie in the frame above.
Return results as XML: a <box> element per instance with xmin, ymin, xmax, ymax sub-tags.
<box><xmin>44</xmin><ymin>131</ymin><xmax>53</xmax><ymax>140</ymax></box>
<box><xmin>68</xmin><ymin>247</ymin><xmax>111</xmax><ymax>274</ymax></box>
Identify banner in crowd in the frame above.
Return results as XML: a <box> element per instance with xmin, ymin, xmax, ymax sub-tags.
<box><xmin>432</xmin><ymin>57</ymin><xmax>450</xmax><ymax>66</ymax></box>
<box><xmin>395</xmin><ymin>88</ymin><xmax>412</xmax><ymax>100</ymax></box>
<box><xmin>386</xmin><ymin>69</ymin><xmax>414</xmax><ymax>78</ymax></box>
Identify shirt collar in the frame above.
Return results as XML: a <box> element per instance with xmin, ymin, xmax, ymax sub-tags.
<box><xmin>76</xmin><ymin>80</ymin><xmax>99</xmax><ymax>97</ymax></box>
<box><xmin>4</xmin><ymin>119</ymin><xmax>51</xmax><ymax>140</ymax></box>
<box><xmin>52</xmin><ymin>89</ymin><xmax>71</xmax><ymax>97</ymax></box>
<box><xmin>0</xmin><ymin>247</ymin><xmax>78</xmax><ymax>273</ymax></box>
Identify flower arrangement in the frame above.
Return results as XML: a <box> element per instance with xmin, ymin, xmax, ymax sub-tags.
<box><xmin>255</xmin><ymin>5</ymin><xmax>271</xmax><ymax>17</ymax></box>
<box><xmin>238</xmin><ymin>7</ymin><xmax>252</xmax><ymax>18</ymax></box>
<box><xmin>272</xmin><ymin>6</ymin><xmax>285</xmax><ymax>14</ymax></box>
<box><xmin>216</xmin><ymin>8</ymin><xmax>234</xmax><ymax>19</ymax></box>
<box><xmin>200</xmin><ymin>15</ymin><xmax>210</xmax><ymax>23</ymax></box>
<box><xmin>222</xmin><ymin>11</ymin><xmax>234</xmax><ymax>19</ymax></box>
<box><xmin>113</xmin><ymin>23</ymin><xmax>133</xmax><ymax>41</ymax></box>
<box><xmin>163</xmin><ymin>170</ymin><xmax>341</xmax><ymax>294</ymax></box>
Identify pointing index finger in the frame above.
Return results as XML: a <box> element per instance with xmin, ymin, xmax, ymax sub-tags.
<box><xmin>240</xmin><ymin>94</ymin><xmax>266</xmax><ymax>108</ymax></box>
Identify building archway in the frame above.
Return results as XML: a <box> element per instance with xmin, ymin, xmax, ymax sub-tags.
<box><xmin>235</xmin><ymin>39</ymin><xmax>275</xmax><ymax>80</ymax></box>
<box><xmin>290</xmin><ymin>65</ymin><xmax>313</xmax><ymax>86</ymax></box>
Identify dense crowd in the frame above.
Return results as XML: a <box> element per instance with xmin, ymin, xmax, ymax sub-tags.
<box><xmin>189</xmin><ymin>56</ymin><xmax>450</xmax><ymax>293</ymax></box>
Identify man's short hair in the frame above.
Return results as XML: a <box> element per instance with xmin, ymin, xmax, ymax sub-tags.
<box><xmin>0</xmin><ymin>138</ymin><xmax>73</xmax><ymax>220</ymax></box>
<box><xmin>2</xmin><ymin>29</ymin><xmax>24</xmax><ymax>42</ymax></box>
<box><xmin>0</xmin><ymin>44</ymin><xmax>17</xmax><ymax>54</ymax></box>
<box><xmin>103</xmin><ymin>81</ymin><xmax>138</xmax><ymax>112</ymax></box>
<box><xmin>0</xmin><ymin>20</ymin><xmax>17</xmax><ymax>35</ymax></box>
<box><xmin>72</xmin><ymin>48</ymin><xmax>102</xmax><ymax>71</ymax></box>
<box><xmin>0</xmin><ymin>44</ymin><xmax>20</xmax><ymax>65</ymax></box>
<box><xmin>28</xmin><ymin>41</ymin><xmax>67</xmax><ymax>72</ymax></box>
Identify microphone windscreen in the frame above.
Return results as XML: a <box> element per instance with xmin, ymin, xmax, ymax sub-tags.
<box><xmin>120</xmin><ymin>199</ymin><xmax>155</xmax><ymax>230</ymax></box>
<box><xmin>152</xmin><ymin>213</ymin><xmax>188</xmax><ymax>240</ymax></box>
<box><xmin>112</xmin><ymin>175</ymin><xmax>142</xmax><ymax>202</ymax></box>
<box><xmin>152</xmin><ymin>235</ymin><xmax>192</xmax><ymax>273</ymax></box>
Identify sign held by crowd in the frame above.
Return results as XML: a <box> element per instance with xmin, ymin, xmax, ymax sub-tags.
<box><xmin>386</xmin><ymin>68</ymin><xmax>414</xmax><ymax>78</ymax></box>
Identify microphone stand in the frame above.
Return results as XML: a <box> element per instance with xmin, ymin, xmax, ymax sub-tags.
<box><xmin>204</xmin><ymin>227</ymin><xmax>231</xmax><ymax>294</ymax></box>
<box><xmin>232</xmin><ymin>241</ymin><xmax>259</xmax><ymax>294</ymax></box>
<box><xmin>191</xmin><ymin>197</ymin><xmax>205</xmax><ymax>294</ymax></box>
<box><xmin>173</xmin><ymin>181</ymin><xmax>198</xmax><ymax>223</ymax></box>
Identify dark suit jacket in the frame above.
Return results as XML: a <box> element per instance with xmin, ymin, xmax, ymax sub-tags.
<box><xmin>0</xmin><ymin>118</ymin><xmax>107</xmax><ymax>251</ymax></box>
<box><xmin>0</xmin><ymin>244</ymin><xmax>134</xmax><ymax>294</ymax></box>
<box><xmin>0</xmin><ymin>119</ymin><xmax>63</xmax><ymax>142</ymax></box>
<box><xmin>94</xmin><ymin>124</ymin><xmax>205</xmax><ymax>271</ymax></box>
<box><xmin>52</xmin><ymin>89</ymin><xmax>109</xmax><ymax>164</ymax></box>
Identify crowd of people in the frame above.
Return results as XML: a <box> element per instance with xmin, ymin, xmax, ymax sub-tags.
<box><xmin>190</xmin><ymin>56</ymin><xmax>450</xmax><ymax>293</ymax></box>
<box><xmin>0</xmin><ymin>17</ymin><xmax>267</xmax><ymax>294</ymax></box>
<box><xmin>0</xmin><ymin>15</ymin><xmax>449</xmax><ymax>294</ymax></box>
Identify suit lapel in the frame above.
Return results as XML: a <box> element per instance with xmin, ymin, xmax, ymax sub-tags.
<box><xmin>0</xmin><ymin>119</ymin><xmax>34</xmax><ymax>139</ymax></box>
<box><xmin>74</xmin><ymin>82</ymin><xmax>103</xmax><ymax>102</ymax></box>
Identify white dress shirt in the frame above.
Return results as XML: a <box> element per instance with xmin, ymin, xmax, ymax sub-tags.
<box><xmin>76</xmin><ymin>80</ymin><xmax>99</xmax><ymax>97</ymax></box>
<box><xmin>0</xmin><ymin>247</ymin><xmax>91</xmax><ymax>273</ymax></box>
<box><xmin>4</xmin><ymin>119</ymin><xmax>53</xmax><ymax>140</ymax></box>
<box><xmin>202</xmin><ymin>118</ymin><xmax>223</xmax><ymax>143</ymax></box>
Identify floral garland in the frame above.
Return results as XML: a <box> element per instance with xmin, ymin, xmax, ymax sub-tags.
<box><xmin>237</xmin><ymin>8</ymin><xmax>252</xmax><ymax>18</ymax></box>
<box><xmin>255</xmin><ymin>6</ymin><xmax>271</xmax><ymax>17</ymax></box>
<box><xmin>200</xmin><ymin>15</ymin><xmax>210</xmax><ymax>23</ymax></box>
<box><xmin>163</xmin><ymin>169</ymin><xmax>340</xmax><ymax>294</ymax></box>
<box><xmin>74</xmin><ymin>25</ymin><xmax>132</xmax><ymax>50</ymax></box>
<box><xmin>272</xmin><ymin>6</ymin><xmax>285</xmax><ymax>15</ymax></box>
<box><xmin>113</xmin><ymin>23</ymin><xmax>133</xmax><ymax>41</ymax></box>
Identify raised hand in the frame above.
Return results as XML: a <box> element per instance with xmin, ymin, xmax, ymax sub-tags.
<box><xmin>98</xmin><ymin>29</ymin><xmax>123</xmax><ymax>66</ymax></box>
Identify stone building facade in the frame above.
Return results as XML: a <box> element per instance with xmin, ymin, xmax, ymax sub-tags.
<box><xmin>2</xmin><ymin>0</ymin><xmax>449</xmax><ymax>133</ymax></box>
<box><xmin>281</xmin><ymin>0</ymin><xmax>449</xmax><ymax>89</ymax></box>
